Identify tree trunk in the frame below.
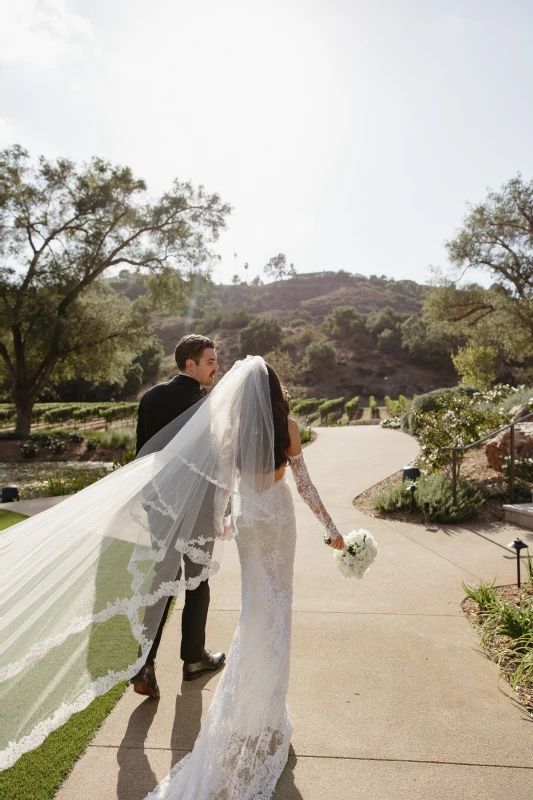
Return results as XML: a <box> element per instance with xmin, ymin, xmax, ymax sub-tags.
<box><xmin>14</xmin><ymin>399</ymin><xmax>35</xmax><ymax>435</ymax></box>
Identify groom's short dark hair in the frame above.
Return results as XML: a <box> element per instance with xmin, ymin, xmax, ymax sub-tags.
<box><xmin>175</xmin><ymin>334</ymin><xmax>215</xmax><ymax>369</ymax></box>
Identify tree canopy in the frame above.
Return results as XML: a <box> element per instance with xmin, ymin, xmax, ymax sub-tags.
<box><xmin>263</xmin><ymin>254</ymin><xmax>296</xmax><ymax>281</ymax></box>
<box><xmin>0</xmin><ymin>145</ymin><xmax>230</xmax><ymax>430</ymax></box>
<box><xmin>424</xmin><ymin>175</ymin><xmax>533</xmax><ymax>365</ymax></box>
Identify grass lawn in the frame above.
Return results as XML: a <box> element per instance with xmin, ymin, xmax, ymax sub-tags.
<box><xmin>0</xmin><ymin>509</ymin><xmax>129</xmax><ymax>800</ymax></box>
<box><xmin>0</xmin><ymin>509</ymin><xmax>28</xmax><ymax>530</ymax></box>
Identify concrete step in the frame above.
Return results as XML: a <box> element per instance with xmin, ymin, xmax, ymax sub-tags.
<box><xmin>503</xmin><ymin>502</ymin><xmax>533</xmax><ymax>530</ymax></box>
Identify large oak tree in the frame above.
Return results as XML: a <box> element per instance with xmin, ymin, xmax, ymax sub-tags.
<box><xmin>0</xmin><ymin>146</ymin><xmax>230</xmax><ymax>431</ymax></box>
<box><xmin>424</xmin><ymin>175</ymin><xmax>533</xmax><ymax>364</ymax></box>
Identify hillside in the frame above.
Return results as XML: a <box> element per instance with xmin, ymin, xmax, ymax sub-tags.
<box><xmin>136</xmin><ymin>272</ymin><xmax>457</xmax><ymax>403</ymax></box>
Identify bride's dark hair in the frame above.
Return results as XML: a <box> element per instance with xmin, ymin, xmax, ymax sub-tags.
<box><xmin>265</xmin><ymin>363</ymin><xmax>291</xmax><ymax>470</ymax></box>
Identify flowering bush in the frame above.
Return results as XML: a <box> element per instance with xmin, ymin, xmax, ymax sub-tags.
<box><xmin>380</xmin><ymin>417</ymin><xmax>402</xmax><ymax>429</ymax></box>
<box><xmin>413</xmin><ymin>392</ymin><xmax>507</xmax><ymax>473</ymax></box>
<box><xmin>504</xmin><ymin>456</ymin><xmax>533</xmax><ymax>484</ymax></box>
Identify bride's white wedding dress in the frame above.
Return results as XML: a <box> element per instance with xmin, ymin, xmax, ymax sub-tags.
<box><xmin>0</xmin><ymin>357</ymin><xmax>341</xmax><ymax>794</ymax></box>
<box><xmin>145</xmin><ymin>452</ymin><xmax>340</xmax><ymax>800</ymax></box>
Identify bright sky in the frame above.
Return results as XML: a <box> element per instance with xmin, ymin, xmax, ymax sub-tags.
<box><xmin>1</xmin><ymin>0</ymin><xmax>532</xmax><ymax>286</ymax></box>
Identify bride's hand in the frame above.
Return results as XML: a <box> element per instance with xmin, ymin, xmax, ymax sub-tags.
<box><xmin>327</xmin><ymin>535</ymin><xmax>344</xmax><ymax>550</ymax></box>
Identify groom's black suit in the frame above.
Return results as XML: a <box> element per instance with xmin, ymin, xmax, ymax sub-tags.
<box><xmin>136</xmin><ymin>373</ymin><xmax>210</xmax><ymax>665</ymax></box>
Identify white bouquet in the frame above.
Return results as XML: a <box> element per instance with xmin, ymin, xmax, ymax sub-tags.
<box><xmin>332</xmin><ymin>529</ymin><xmax>378</xmax><ymax>579</ymax></box>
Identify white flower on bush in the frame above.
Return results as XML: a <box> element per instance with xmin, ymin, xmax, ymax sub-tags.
<box><xmin>332</xmin><ymin>529</ymin><xmax>378</xmax><ymax>579</ymax></box>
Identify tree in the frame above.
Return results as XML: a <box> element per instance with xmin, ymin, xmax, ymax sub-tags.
<box><xmin>452</xmin><ymin>344</ymin><xmax>497</xmax><ymax>390</ymax></box>
<box><xmin>263</xmin><ymin>348</ymin><xmax>300</xmax><ymax>397</ymax></box>
<box><xmin>263</xmin><ymin>253</ymin><xmax>296</xmax><ymax>282</ymax></box>
<box><xmin>305</xmin><ymin>339</ymin><xmax>337</xmax><ymax>372</ymax></box>
<box><xmin>400</xmin><ymin>314</ymin><xmax>454</xmax><ymax>367</ymax></box>
<box><xmin>377</xmin><ymin>328</ymin><xmax>399</xmax><ymax>354</ymax></box>
<box><xmin>323</xmin><ymin>306</ymin><xmax>369</xmax><ymax>341</ymax></box>
<box><xmin>238</xmin><ymin>316</ymin><xmax>283</xmax><ymax>356</ymax></box>
<box><xmin>232</xmin><ymin>274</ymin><xmax>240</xmax><ymax>284</ymax></box>
<box><xmin>0</xmin><ymin>145</ymin><xmax>230</xmax><ymax>431</ymax></box>
<box><xmin>366</xmin><ymin>306</ymin><xmax>403</xmax><ymax>337</ymax></box>
<box><xmin>429</xmin><ymin>175</ymin><xmax>533</xmax><ymax>360</ymax></box>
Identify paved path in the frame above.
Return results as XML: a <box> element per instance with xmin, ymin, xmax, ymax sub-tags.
<box><xmin>1</xmin><ymin>495</ymin><xmax>72</xmax><ymax>516</ymax></box>
<box><xmin>56</xmin><ymin>427</ymin><xmax>533</xmax><ymax>800</ymax></box>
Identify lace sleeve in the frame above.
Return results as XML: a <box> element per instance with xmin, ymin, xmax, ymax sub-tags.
<box><xmin>214</xmin><ymin>485</ymin><xmax>232</xmax><ymax>539</ymax></box>
<box><xmin>288</xmin><ymin>452</ymin><xmax>341</xmax><ymax>540</ymax></box>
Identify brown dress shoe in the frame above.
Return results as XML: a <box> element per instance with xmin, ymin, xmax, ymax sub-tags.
<box><xmin>130</xmin><ymin>663</ymin><xmax>160</xmax><ymax>698</ymax></box>
<box><xmin>183</xmin><ymin>650</ymin><xmax>225</xmax><ymax>682</ymax></box>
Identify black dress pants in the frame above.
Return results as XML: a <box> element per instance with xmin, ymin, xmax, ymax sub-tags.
<box><xmin>145</xmin><ymin>554</ymin><xmax>211</xmax><ymax>665</ymax></box>
<box><xmin>142</xmin><ymin>488</ymin><xmax>215</xmax><ymax>666</ymax></box>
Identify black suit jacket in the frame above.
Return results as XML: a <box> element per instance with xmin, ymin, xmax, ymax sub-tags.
<box><xmin>135</xmin><ymin>374</ymin><xmax>203</xmax><ymax>455</ymax></box>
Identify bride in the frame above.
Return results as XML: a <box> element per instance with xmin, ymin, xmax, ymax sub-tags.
<box><xmin>0</xmin><ymin>356</ymin><xmax>343</xmax><ymax>798</ymax></box>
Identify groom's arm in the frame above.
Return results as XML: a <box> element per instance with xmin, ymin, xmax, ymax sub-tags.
<box><xmin>135</xmin><ymin>395</ymin><xmax>147</xmax><ymax>456</ymax></box>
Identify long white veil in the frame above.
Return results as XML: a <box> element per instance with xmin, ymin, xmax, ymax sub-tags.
<box><xmin>0</xmin><ymin>356</ymin><xmax>274</xmax><ymax>770</ymax></box>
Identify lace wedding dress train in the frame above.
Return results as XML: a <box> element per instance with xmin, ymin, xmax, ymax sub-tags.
<box><xmin>145</xmin><ymin>474</ymin><xmax>297</xmax><ymax>800</ymax></box>
<box><xmin>144</xmin><ymin>450</ymin><xmax>341</xmax><ymax>800</ymax></box>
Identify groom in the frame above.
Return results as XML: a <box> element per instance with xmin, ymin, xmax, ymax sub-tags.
<box><xmin>131</xmin><ymin>334</ymin><xmax>225</xmax><ymax>698</ymax></box>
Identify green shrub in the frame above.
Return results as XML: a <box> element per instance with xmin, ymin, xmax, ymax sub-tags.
<box><xmin>305</xmin><ymin>339</ymin><xmax>337</xmax><ymax>372</ymax></box>
<box><xmin>385</xmin><ymin>394</ymin><xmax>412</xmax><ymax>417</ymax></box>
<box><xmin>345</xmin><ymin>396</ymin><xmax>360</xmax><ymax>421</ymax></box>
<box><xmin>239</xmin><ymin>317</ymin><xmax>283</xmax><ymax>357</ymax></box>
<box><xmin>318</xmin><ymin>397</ymin><xmax>345</xmax><ymax>423</ymax></box>
<box><xmin>500</xmin><ymin>385</ymin><xmax>533</xmax><ymax>413</ymax></box>
<box><xmin>369</xmin><ymin>396</ymin><xmax>379</xmax><ymax>418</ymax></box>
<box><xmin>113</xmin><ymin>449</ymin><xmax>136</xmax><ymax>467</ymax></box>
<box><xmin>299</xmin><ymin>426</ymin><xmax>311</xmax><ymax>444</ymax></box>
<box><xmin>0</xmin><ymin>406</ymin><xmax>15</xmax><ymax>424</ymax></box>
<box><xmin>219</xmin><ymin>308</ymin><xmax>251</xmax><ymax>329</ymax></box>
<box><xmin>30</xmin><ymin>467</ymin><xmax>110</xmax><ymax>497</ymax></box>
<box><xmin>415</xmin><ymin>392</ymin><xmax>506</xmax><ymax>473</ymax></box>
<box><xmin>99</xmin><ymin>404</ymin><xmax>138</xmax><ymax>426</ymax></box>
<box><xmin>462</xmin><ymin>579</ymin><xmax>498</xmax><ymax>612</ymax></box>
<box><xmin>373</xmin><ymin>481</ymin><xmax>414</xmax><ymax>512</ymax></box>
<box><xmin>415</xmin><ymin>473</ymin><xmax>482</xmax><ymax>523</ymax></box>
<box><xmin>97</xmin><ymin>427</ymin><xmax>136</xmax><ymax>450</ymax></box>
<box><xmin>407</xmin><ymin>385</ymin><xmax>478</xmax><ymax>434</ymax></box>
<box><xmin>292</xmin><ymin>398</ymin><xmax>323</xmax><ymax>416</ymax></box>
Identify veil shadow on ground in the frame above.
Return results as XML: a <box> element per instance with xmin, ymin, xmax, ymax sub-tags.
<box><xmin>115</xmin><ymin>670</ymin><xmax>214</xmax><ymax>800</ymax></box>
<box><xmin>116</xmin><ymin>697</ymin><xmax>160</xmax><ymax>800</ymax></box>
<box><xmin>273</xmin><ymin>745</ymin><xmax>304</xmax><ymax>799</ymax></box>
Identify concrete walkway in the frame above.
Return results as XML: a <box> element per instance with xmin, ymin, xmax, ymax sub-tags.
<box><xmin>56</xmin><ymin>427</ymin><xmax>533</xmax><ymax>800</ymax></box>
<box><xmin>1</xmin><ymin>494</ymin><xmax>72</xmax><ymax>516</ymax></box>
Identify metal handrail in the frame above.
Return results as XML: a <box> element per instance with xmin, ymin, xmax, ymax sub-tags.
<box><xmin>441</xmin><ymin>410</ymin><xmax>533</xmax><ymax>505</ymax></box>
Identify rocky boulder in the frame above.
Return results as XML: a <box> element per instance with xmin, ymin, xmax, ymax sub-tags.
<box><xmin>509</xmin><ymin>403</ymin><xmax>532</xmax><ymax>422</ymax></box>
<box><xmin>485</xmin><ymin>427</ymin><xmax>533</xmax><ymax>472</ymax></box>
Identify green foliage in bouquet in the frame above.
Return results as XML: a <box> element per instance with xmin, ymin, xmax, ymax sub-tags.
<box><xmin>414</xmin><ymin>392</ymin><xmax>506</xmax><ymax>473</ymax></box>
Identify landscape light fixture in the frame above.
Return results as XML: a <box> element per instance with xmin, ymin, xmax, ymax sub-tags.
<box><xmin>408</xmin><ymin>483</ymin><xmax>417</xmax><ymax>510</ymax></box>
<box><xmin>1</xmin><ymin>484</ymin><xmax>19</xmax><ymax>503</ymax></box>
<box><xmin>507</xmin><ymin>538</ymin><xmax>529</xmax><ymax>588</ymax></box>
<box><xmin>402</xmin><ymin>465</ymin><xmax>421</xmax><ymax>483</ymax></box>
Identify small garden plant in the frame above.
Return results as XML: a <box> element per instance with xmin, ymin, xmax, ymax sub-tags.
<box><xmin>463</xmin><ymin>567</ymin><xmax>533</xmax><ymax>714</ymax></box>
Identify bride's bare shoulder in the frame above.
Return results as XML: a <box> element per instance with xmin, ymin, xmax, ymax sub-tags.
<box><xmin>286</xmin><ymin>417</ymin><xmax>302</xmax><ymax>457</ymax></box>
